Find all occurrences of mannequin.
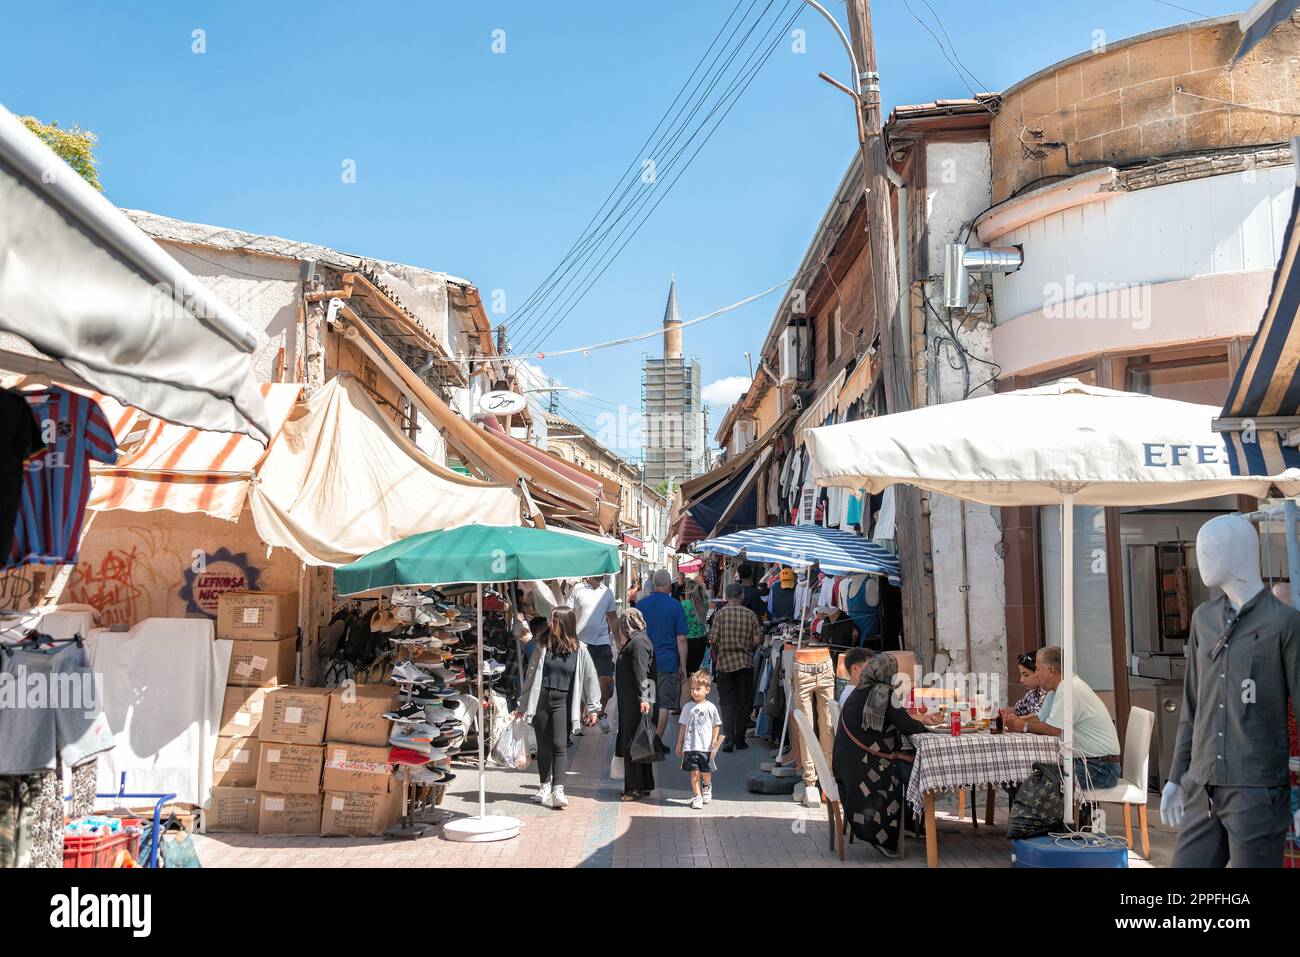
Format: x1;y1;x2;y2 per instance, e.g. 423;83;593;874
790;641;835;807
1161;514;1300;868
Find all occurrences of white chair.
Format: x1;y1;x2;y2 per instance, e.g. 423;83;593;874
792;708;846;861
828;698;843;733
1081;706;1154;858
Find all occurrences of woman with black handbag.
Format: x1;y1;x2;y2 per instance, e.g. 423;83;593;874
614;608;658;801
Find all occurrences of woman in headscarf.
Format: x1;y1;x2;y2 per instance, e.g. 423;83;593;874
613;607;657;801
831;653;942;857
681;578;711;674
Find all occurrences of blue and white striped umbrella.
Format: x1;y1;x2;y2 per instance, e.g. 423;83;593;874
691;525;900;583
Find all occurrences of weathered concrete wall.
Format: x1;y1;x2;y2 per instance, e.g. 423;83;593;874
993;16;1300;203
39;508;300;627
920;140;1008;700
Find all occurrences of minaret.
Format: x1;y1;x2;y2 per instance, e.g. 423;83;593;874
663;273;682;360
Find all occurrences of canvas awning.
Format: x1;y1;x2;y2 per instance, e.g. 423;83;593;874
685;449;769;540
795;368;847;444
837;356;876;416
248;376;520;566
88;383;303;520
0;102;270;440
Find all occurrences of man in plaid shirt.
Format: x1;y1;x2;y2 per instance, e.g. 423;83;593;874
710;583;763;752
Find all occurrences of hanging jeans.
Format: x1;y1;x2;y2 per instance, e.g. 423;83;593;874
0;773;46;868
715;668;754;747
532;689;569;787
791;659;836;788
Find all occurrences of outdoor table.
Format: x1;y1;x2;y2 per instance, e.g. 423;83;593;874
906;730;1060;868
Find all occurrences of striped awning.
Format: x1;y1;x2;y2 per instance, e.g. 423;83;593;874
690;523;900;582
88;382;302;520
1217;158;1300;476
796;368;847;445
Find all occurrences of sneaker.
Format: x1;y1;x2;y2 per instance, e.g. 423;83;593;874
598;713;610;734
720;742;734;753
733;741;749;751
533;783;552;804
383;701;426;723
550;786;568;809
702;786;712;805
482;658;505;677
573;727;584;736
690;795;704;810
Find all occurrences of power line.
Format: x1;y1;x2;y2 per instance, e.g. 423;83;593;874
512;3;803;356
507;0;786;351
503;0;755;333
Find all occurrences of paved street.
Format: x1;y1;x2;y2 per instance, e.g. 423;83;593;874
193;707;1177;868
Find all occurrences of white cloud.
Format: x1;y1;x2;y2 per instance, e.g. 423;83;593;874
702;375;752;407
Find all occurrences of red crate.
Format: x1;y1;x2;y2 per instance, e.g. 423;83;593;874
63;830;132;869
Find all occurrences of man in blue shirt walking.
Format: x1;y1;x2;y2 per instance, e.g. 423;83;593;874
637;568;689;742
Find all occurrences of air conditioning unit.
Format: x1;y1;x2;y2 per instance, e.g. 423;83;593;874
779;324;811;382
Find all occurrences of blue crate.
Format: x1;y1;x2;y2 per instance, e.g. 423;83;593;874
1012;835;1128;868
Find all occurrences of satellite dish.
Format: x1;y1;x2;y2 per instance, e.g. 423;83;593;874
478;390;527;416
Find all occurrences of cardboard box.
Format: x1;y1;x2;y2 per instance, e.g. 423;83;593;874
204;787;259;833
261;687;331;746
212;736;261;787
217;589;299;640
219;685;279;737
322;742;394;795
320;787;403;838
254;743;323;795
258;792;323;836
227;635;296;687
325;684;397;747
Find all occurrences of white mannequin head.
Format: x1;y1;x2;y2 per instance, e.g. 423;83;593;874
1196;514;1265;609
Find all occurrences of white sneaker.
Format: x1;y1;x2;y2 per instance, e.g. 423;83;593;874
533;783;551;804
702;786;712;805
550;786;568;809
598;713;610;734
690;794;704;810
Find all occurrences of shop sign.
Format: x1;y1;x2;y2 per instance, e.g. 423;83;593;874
179;547;263;617
478;390;528;416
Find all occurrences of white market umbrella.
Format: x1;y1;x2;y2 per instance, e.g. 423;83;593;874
0;101;270;440
807;378;1300;809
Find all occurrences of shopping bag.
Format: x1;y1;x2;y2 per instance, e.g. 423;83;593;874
1006;761;1064;839
610;753;624;780
701;647;713;675
491;716;531;770
628;714;664;764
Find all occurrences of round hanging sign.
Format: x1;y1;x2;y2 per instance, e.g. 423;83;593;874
478;390;528;416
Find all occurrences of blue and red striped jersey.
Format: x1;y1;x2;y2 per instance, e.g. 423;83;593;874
7;387;118;566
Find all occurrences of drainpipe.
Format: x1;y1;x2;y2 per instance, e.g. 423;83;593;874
884;167;911;406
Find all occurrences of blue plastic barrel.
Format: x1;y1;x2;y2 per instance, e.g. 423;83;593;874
1011;836;1128;868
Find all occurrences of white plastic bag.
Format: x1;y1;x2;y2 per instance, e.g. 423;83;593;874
491;716;531;770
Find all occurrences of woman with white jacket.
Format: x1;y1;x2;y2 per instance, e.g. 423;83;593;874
516;607;600;809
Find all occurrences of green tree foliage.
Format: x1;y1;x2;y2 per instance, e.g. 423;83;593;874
20;117;102;191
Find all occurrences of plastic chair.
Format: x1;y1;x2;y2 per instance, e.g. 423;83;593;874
1081;706;1154;858
828;698;842;733
792;708;846;861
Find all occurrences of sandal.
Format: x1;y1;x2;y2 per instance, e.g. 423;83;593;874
620;792;640;802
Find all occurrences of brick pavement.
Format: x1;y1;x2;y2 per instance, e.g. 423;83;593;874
191;705;1176;868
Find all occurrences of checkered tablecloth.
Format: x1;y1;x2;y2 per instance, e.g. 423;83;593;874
905;732;1061;813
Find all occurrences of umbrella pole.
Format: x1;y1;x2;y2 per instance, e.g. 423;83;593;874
1061;493;1075;815
477;583;487;820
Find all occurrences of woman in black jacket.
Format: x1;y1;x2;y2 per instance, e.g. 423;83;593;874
613;607;657;801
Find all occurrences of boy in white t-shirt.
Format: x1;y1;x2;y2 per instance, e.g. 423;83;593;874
676;671;722;810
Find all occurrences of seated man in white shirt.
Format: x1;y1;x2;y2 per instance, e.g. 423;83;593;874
1005;645;1122;791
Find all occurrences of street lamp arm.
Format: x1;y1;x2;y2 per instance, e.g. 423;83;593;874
800;0;862;95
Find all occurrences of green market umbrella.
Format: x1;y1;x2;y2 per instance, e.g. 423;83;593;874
334;523;621;593
335;523;621;842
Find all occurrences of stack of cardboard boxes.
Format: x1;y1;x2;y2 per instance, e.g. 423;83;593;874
207;590;299;834
205;590;403;837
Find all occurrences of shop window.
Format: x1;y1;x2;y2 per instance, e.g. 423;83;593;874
1126;356;1230;406
1040;503;1114;691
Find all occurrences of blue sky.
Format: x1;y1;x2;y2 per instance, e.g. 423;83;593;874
2;0;1243;458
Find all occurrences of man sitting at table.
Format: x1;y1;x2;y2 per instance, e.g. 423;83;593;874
1005;645;1122;790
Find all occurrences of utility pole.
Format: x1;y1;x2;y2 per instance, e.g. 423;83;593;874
843;0;929;661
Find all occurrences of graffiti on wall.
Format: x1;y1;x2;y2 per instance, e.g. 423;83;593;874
66;547;148;627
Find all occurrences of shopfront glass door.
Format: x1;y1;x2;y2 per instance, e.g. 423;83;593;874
1040;503;1114;691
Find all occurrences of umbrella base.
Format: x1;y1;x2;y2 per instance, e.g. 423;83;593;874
384;821;433;841
442;814;521;843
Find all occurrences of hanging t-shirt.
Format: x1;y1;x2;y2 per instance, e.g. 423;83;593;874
1;389;45;561
8;387;117;567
